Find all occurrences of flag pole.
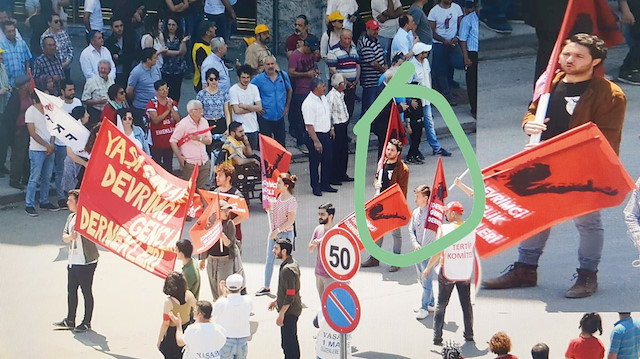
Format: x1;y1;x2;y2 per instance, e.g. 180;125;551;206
448;168;469;191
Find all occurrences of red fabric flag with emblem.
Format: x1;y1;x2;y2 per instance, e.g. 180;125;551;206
259;134;292;209
190;192;224;255
377;102;408;173
423;158;448;244
336;183;412;250
199;190;249;219
476;123;636;258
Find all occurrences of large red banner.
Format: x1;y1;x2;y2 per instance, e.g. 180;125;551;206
476;123;636;258
337;184;412;251
76;120;197;278
259;134;292;209
424;158;448;245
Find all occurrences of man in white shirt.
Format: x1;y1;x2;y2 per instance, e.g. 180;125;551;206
371;0;403;63
83;0;103;43
392;15;419;60
214;274;253;359
303;78;336;197
171;300;227;359
79;30;116;80
229;65;262;150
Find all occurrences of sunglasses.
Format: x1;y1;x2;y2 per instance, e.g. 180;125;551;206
53;20;62;24
117;90;125;94
208;77;218;81
123;116;133;120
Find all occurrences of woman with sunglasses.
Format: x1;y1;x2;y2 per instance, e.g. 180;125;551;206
101;84;129;124
320;11;345;60
161;15;190;102
195;68;230;156
116;108;151;155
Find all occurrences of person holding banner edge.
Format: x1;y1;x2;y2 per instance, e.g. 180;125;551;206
482;33;627;298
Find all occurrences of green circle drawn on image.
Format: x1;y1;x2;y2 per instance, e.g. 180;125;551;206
352;61;486;267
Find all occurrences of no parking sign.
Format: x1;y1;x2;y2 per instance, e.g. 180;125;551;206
320;227;360;281
321;282;361;334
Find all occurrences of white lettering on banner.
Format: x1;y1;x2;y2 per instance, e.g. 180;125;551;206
476;223;505;244
485;186;533;219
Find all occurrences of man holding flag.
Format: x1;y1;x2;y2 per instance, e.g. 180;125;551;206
482;33;627;298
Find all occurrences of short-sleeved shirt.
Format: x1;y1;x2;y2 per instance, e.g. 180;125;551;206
326;44;359;82
128;63;162;109
0;38;32;85
565;336;605;359
391;27;413;58
371;0;403;38
25;105;51;151
271;195;297;232
201;53;230;95
286;34;303;53
312;225;330;277
82;75;114;111
84;0;104;31
146;97;178;149
182;322;227;359
169;115;211;165
428;3;463;42
204;0;225;15
229;83;261;133
357;35;385;89
196;89;228;119
213;293;252;338
244;42;272;73
288;49;317;95
222;136;247;160
459;11;479;52
409;3;433;44
609;317;640;359
251;71;292;121
302;92;331;133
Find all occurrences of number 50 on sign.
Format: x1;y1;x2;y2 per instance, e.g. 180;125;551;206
321;227;361;281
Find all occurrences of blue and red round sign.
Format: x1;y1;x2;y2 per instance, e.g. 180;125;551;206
321;282;361;334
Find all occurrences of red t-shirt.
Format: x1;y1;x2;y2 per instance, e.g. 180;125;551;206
565;336;605;359
146;97;178;149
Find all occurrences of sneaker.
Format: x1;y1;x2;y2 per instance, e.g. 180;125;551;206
480;18;513;34
416;309;429;320
428;304;436;312
388;266;400;272
53;318;74;329
255;287;270;296
617;70;640;86
25;206;39;217
406;157;417;164
74;323;90;332
58;199;68;209
433;148;452;157
40;203;60;211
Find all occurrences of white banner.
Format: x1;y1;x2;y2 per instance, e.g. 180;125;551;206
35;89;90;156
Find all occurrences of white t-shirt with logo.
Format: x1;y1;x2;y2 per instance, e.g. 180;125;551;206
229;83;261;133
25;106;52;151
427;3;463;42
182;322;227;359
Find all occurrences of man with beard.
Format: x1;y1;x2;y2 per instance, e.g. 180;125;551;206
286;15;316;59
245;24;274;74
308;202;336;298
222;121;260;168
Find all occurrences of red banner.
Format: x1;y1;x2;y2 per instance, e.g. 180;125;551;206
190;192;224;255
200;190;249;220
259;134;292;209
533;0;624;101
476;123;636;258
377;102;408;173
76;120;197;279
337;183;412;251
424;158;448;245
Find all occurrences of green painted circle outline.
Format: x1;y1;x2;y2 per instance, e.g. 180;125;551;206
352;61;486;267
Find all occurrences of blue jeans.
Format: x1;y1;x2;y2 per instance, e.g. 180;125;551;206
361;86;378;121
422;105;441;152
416;259;435;309
26;150;55;207
220;337;248;359
431;43;464;102
54;144;66;201
264;231;294;288
518;211;603;271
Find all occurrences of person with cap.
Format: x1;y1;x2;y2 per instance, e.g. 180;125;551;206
371;0;404;64
0;20;32;86
288;33;320;153
286;15;316;59
425;201;474;345
214;273;253;359
79;30;116;80
410;41;452;157
392;14;419;61
201;37;231;96
459;0;479;119
245;24;273;74
326;0;359;31
199;200;244;301
357;19;387;119
321;11;345;61
192;21;217;93
327;29;360;121
169;300;227;359
268;238;302;359
409;0;434;45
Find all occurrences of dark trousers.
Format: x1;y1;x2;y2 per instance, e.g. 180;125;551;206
360;86;378;121
0;114;9;169
115;72;128;88
306;131;334;192
151;147;174;173
479;0;510;21
407;120;424;158
466;51;478;116
67;262;97;325
87;106;103;128
258;116;286;148
622;0;640;73
534;28;558;82
185;13;203;71
162;73;184;103
344;86;356;121
246;131;259;152
10;126;29;186
159;323;189;359
131;107;148;132
288;93;307;146
433;272;473;341
205;12;230;41
432;43;464;102
332;122;349;180
281;315;300;359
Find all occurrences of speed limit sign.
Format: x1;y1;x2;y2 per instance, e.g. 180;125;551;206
320;227;361;281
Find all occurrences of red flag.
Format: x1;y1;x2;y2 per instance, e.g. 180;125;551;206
190;192;224;255
377;102;408;173
423;158;448;244
200;190;249;219
533;0;624;101
476;123;636;258
336;183;412;250
259;134;292;209
76;120;196;279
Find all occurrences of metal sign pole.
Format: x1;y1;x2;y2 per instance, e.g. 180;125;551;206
340;333;347;359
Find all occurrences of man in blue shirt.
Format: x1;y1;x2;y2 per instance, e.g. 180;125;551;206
0;21;31;86
126;48;161;130
609;312;640;359
251;56;292;147
391;15;417;60
459;0;478;119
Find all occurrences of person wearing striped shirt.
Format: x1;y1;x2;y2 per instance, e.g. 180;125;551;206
357;19;387;121
327;29;360;121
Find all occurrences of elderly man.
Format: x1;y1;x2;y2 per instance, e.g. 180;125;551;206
201;37;230;95
170;100;212;189
82;60;114;125
40;13;73;77
251;56;292;147
126;47;162;129
79;30;116;80
357;19;387;118
32;36;65;95
303;78;336;197
0;21;31;85
327;73;353;184
327;29;360;121
245;24;273;73
392;15;419;60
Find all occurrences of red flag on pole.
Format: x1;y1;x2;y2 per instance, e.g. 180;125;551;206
377;102;408;173
190;192;223;255
423;157;448;244
200;190;249;220
259;134;292;209
476;123;636;258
